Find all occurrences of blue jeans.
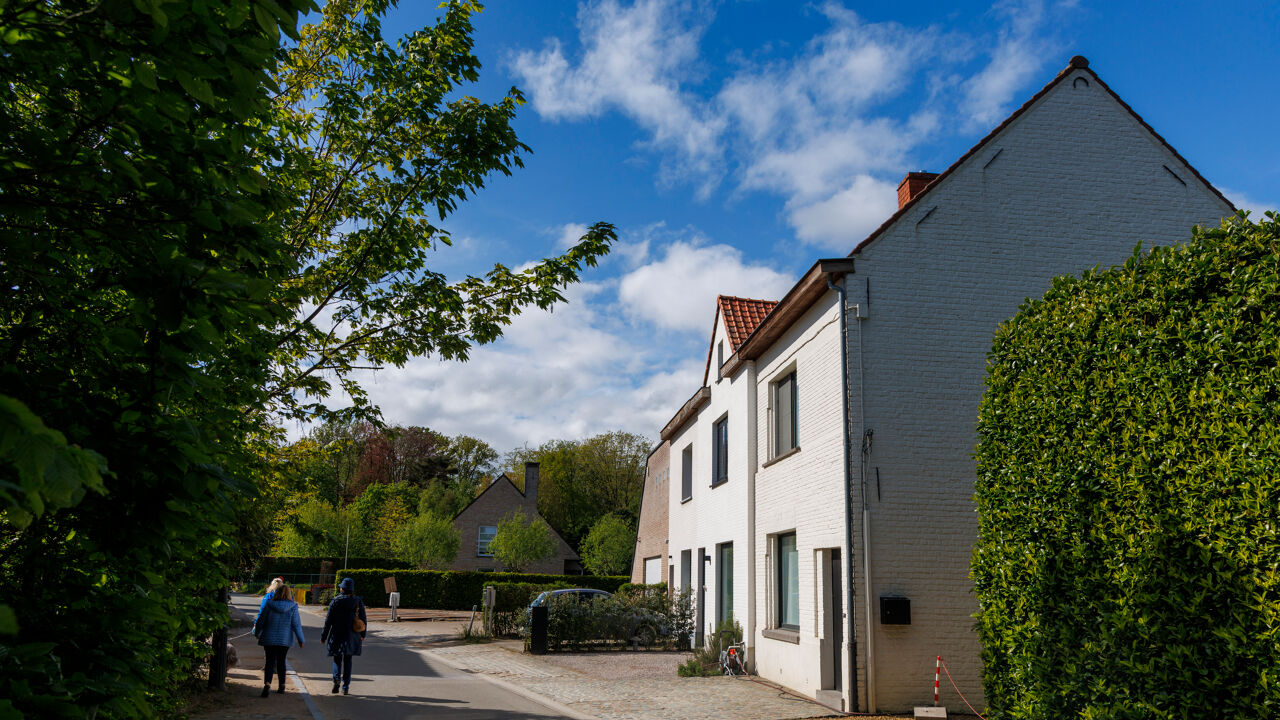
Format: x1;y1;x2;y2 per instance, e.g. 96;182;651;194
332;654;353;689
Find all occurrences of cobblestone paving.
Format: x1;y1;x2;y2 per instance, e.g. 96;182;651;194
426;643;842;720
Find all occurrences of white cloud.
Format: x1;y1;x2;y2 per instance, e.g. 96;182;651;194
511;0;726;192
1221;187;1278;219
555;222;591;250
515;1;1059;250
788;175;900;251
617;236;795;332
962;0;1051;129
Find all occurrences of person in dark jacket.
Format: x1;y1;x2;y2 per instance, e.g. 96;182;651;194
255;583;305;697
321;577;367;695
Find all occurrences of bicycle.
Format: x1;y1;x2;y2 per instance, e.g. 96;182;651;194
719;639;746;676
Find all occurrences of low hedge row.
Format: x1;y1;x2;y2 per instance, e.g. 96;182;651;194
333;569;627;610
250;556;412;577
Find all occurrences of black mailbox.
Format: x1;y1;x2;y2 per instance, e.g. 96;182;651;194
880;596;911;625
529;606;548;654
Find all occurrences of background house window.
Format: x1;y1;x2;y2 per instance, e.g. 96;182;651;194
712;416;728;486
680;549;692;592
774;371;798;455
776;533;799;629
717;542;734;625
681;445;693;501
477;525;497;557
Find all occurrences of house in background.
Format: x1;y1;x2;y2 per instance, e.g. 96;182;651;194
451;462;582;574
646;56;1234;714
630;439;670;585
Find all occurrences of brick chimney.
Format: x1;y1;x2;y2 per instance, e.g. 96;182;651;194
523;462;540;503
897;171;938;209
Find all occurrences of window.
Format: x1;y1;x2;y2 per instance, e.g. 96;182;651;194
681;444;693;501
717;542;734;625
773;371;798;455
477;525;497;557
680;549;692;592
711;416;728;486
776;533;799;630
716;341;724;381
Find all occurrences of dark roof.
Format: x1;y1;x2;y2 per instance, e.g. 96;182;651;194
850;55;1235;256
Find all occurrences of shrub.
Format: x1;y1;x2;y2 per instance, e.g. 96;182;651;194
579;514;635;576
974;214;1280;718
332;568;627;610
538;584;688;650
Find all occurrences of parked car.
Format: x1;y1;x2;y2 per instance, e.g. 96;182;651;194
528;588;611;609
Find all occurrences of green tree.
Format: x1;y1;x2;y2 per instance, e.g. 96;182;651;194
392;513;461;570
580;514;635;576
0;1;613;714
506;431;650;548
260;0;614;422
0;0;312;715
974;214;1280;719
274;498;363;557
488;510;555;572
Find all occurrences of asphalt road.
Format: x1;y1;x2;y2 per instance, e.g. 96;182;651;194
233;594;571;720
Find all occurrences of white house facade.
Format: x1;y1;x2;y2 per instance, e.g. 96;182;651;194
645;56;1235;714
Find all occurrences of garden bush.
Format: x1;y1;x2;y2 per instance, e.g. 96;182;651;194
541;584;690;650
333;568;627;610
974;214;1280;718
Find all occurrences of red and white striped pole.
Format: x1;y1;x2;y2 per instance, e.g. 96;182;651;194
934;655;941;706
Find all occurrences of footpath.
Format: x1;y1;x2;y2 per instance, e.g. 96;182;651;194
187;598;903;720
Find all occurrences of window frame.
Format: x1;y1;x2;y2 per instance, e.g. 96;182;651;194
775;532;799;631
681;444;693;502
477;525;497;557
772;370;798;457
711;415;729;487
716;541;734;626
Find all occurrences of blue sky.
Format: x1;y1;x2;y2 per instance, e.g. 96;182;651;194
338;0;1280;452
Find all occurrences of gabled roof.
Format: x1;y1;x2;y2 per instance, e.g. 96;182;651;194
701;295;777;386
851;55;1235;256
718;296;777;350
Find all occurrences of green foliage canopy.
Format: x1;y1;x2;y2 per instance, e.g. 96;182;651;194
392;513;461;570
973;214;1280;719
580;514;636;576
489;510;556;572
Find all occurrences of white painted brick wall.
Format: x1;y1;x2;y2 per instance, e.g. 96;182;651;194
752;292;849;698
846;67;1233;712
669;317;753;640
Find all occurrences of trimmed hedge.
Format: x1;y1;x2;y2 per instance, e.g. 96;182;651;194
333;568;627;610
249;556;411;577
974;215;1280;718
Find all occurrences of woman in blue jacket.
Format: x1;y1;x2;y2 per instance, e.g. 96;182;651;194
255;583;305;697
321;577;367;695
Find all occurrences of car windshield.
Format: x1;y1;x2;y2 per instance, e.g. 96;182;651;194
531;591;549;607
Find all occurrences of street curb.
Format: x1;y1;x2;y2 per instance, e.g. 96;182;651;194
286;659;326;720
415;648;599;720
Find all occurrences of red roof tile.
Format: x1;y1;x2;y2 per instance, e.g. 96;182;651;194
718;295;777;350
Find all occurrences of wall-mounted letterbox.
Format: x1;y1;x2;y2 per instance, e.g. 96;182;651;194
880;596;911;625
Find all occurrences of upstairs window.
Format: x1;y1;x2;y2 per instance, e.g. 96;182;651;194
716;341;724;381
773;371;798;456
711;416;729;486
681;444;693;501
477;525;497;557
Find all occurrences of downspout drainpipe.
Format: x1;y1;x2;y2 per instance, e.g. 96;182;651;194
746;359;758;667
827;275;862;712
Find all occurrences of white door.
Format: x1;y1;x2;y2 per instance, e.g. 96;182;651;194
644;556;661;585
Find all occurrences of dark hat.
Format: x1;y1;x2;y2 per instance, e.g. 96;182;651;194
339;577;355;591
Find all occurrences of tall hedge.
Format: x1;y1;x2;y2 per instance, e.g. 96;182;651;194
333;569;627;610
974;214;1280;718
249;556;411;578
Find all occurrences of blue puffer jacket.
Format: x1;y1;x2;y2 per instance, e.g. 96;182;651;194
256;598;305;648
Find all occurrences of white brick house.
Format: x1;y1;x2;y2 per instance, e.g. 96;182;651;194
646;56;1235;714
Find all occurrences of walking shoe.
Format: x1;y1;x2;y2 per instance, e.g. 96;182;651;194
342;687;349;695
331;680;340;694
276;682;285;694
259;685;269;698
